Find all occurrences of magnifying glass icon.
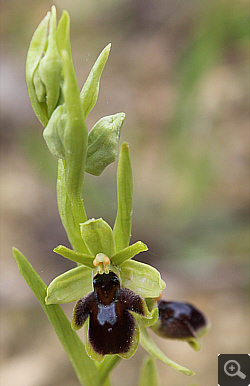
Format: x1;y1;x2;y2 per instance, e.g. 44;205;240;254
224;360;246;379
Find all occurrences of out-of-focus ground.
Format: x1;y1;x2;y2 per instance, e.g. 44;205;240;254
0;1;249;385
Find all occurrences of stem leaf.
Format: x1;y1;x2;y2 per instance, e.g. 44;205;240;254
12;247;101;386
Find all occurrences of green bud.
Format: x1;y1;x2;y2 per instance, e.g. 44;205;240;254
85;113;125;176
43;104;67;159
38;6;63;117
26;11;50;126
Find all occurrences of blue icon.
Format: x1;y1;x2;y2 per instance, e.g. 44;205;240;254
224;360;246;379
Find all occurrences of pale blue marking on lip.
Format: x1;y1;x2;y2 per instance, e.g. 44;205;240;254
97;303;117;326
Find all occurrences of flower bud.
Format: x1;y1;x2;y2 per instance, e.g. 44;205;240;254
85;113;125;176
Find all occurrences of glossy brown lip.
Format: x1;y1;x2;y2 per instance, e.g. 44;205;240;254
72;272;147;356
156;300;208;340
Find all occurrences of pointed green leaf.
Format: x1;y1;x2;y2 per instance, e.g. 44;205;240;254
80;218;116;257
140;327;195;376
111;241;148;266
139;356;159;386
26;10;50;126
85;113;125;176
80;43;111;118
46;265;92;304
113;143;133;252
12;247;101;386
54;245;94;268
119;260;166;298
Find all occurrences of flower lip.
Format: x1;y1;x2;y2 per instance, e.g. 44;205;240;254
72;271;151;361
152;300;209;348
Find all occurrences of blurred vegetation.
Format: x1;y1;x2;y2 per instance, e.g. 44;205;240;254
1;0;249;274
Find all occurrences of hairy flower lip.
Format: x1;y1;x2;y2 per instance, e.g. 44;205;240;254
72;271;151;362
151;300;210;351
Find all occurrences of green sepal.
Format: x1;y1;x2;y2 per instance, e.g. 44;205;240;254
119;260;166;298
55;10;72;60
53;245;94;268
111;241;148;266
85;113;125;176
43;104;67;159
80;43;111;118
113;143;133;252
38;6;62;118
26;10;50;127
46;265;92;304
12;247;101;386
138;356;159;386
80;218;116;257
140;327;195;376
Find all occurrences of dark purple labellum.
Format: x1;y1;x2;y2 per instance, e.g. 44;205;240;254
151;300;209;350
72;271;148;361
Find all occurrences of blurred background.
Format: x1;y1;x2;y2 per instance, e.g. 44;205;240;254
0;0;249;385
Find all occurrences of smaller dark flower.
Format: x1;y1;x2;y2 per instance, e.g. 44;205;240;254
151;301;210;351
72;271;151;362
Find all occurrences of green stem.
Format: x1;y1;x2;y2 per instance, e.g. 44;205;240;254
98;355;121;384
57;160;89;253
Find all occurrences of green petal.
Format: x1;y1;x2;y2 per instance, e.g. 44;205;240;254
113;143;133;252
46;265;92;304
140;327;195;376
80;218;115;257
119;260;166;298
80;44;111;118
54;245;94;268
85;113;125;176
111;241;148;266
138;356;159;386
